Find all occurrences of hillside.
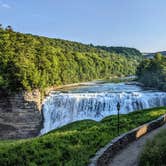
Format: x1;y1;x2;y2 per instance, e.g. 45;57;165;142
96;46;143;59
0;26;142;91
137;54;166;91
0;107;166;166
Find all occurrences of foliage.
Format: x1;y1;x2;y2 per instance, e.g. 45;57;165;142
137;53;166;91
0;25;141;91
139;127;166;166
96;46;143;59
0;107;166;166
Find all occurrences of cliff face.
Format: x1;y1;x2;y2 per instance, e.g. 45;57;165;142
0;90;43;139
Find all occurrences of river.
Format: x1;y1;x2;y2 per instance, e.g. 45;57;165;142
40;81;166;134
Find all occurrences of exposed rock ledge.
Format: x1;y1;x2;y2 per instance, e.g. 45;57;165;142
0;90;43;139
0;83;92;140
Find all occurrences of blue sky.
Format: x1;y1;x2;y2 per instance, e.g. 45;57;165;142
0;0;166;52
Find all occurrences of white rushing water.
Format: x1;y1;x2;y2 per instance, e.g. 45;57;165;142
40;82;166;134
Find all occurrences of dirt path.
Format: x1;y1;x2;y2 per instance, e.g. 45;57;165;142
108;123;166;166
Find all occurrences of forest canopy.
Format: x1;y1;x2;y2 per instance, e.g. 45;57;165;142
137;53;166;91
0;25;142;91
95;46;143;59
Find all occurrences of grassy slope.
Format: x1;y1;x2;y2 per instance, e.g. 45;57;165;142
139;126;166;166
0;107;166;166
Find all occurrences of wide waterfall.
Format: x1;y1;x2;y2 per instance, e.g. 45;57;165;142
40;82;166;134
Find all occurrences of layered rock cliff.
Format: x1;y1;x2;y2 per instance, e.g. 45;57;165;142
0;84;84;139
0;90;42;139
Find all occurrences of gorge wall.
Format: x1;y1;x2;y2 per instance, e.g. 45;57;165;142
0;84;85;139
0;90;43;139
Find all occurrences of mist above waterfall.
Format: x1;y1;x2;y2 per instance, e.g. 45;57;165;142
41;82;166;134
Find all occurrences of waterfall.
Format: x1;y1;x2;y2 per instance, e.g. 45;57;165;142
40;91;166;134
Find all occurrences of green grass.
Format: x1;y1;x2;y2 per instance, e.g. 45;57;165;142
139;127;166;166
0;107;166;166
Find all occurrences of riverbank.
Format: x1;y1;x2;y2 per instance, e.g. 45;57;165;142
44;75;137;92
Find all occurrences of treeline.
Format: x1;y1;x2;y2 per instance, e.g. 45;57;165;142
137;53;166;91
0;25;141;91
96;46;143;59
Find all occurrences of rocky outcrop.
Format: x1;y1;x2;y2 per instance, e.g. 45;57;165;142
0;84;85;139
0;90;43;139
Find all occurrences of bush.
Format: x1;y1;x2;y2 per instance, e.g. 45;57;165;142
139;128;166;166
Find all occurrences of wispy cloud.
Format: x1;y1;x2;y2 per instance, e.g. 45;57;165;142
1;3;10;8
0;1;11;9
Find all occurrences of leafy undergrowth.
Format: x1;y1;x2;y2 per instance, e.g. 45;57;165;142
139;127;166;166
0;107;166;166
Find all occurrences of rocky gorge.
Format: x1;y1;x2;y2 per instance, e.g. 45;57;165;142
0;84;83;139
0;90;42;139
1;81;166;140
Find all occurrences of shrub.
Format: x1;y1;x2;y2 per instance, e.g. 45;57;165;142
139;128;166;166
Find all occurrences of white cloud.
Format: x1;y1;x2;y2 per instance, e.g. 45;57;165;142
1;3;11;8
0;1;11;9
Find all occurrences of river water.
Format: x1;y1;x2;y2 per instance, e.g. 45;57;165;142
40;82;166;134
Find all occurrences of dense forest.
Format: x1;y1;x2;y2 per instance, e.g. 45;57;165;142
0;25;142;91
96;46;143;59
137;53;166;91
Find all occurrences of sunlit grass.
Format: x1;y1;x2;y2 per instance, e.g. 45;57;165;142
0;107;166;166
